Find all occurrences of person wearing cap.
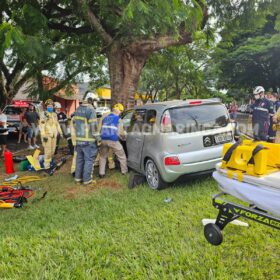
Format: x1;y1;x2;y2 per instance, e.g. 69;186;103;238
24;103;40;150
39;99;62;174
71;97;99;185
99;103;128;178
250;86;274;141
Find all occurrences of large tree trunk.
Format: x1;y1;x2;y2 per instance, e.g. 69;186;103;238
107;42;147;109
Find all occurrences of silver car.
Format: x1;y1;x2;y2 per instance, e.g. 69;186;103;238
122;100;235;190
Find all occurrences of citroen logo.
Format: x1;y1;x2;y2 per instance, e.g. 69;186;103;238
204;136;212;147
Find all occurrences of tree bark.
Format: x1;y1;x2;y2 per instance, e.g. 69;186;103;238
107;42;147;108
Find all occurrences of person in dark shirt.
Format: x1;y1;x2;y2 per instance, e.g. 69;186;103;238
251;86;275;141
54;102;74;155
24;103;40;150
267;92;278;142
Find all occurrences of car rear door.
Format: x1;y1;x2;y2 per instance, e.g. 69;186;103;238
126;109;146;171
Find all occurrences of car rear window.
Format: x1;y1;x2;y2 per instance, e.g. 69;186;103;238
168;104;229;133
3;106;22;115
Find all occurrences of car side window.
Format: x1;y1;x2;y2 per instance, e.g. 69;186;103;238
128;109;146;132
144;109;157;132
146;110;157;124
122;110;134;130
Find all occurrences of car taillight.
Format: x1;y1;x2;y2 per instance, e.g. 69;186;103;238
189;101;202;105
164;156;181;166
161;111;172;132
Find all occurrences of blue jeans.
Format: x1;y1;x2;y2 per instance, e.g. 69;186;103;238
75;143;98;183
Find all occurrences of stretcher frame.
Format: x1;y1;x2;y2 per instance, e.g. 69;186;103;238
204;192;280;246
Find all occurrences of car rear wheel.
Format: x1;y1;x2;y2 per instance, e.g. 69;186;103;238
145;159;166;190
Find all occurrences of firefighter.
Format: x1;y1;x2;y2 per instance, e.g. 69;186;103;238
267;92;278;143
99;103;128;178
273;104;280;143
39;99;62;174
95;109;116;170
71;97;100;185
251;86;274;141
54;102;74;155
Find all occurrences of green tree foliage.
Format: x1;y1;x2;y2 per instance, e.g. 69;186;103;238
0;1;107;105
213;0;280;97
1;0;273;107
140;43;214;102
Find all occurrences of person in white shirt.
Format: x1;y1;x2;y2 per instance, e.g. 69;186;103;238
0;108;8;155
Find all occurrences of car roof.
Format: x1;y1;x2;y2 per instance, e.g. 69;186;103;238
133;99;221;112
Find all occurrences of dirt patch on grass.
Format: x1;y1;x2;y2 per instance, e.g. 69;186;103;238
97;179;123;190
64;178;123;199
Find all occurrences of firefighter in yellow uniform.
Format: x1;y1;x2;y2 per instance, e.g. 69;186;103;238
71;97;99;185
39;99;62;173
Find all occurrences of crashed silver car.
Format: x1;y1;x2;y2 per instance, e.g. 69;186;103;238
122;100;235;190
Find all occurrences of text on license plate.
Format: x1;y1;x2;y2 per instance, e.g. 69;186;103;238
214;133;232;144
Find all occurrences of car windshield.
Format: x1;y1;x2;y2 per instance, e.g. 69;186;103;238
168;104;229;133
3;106;22;115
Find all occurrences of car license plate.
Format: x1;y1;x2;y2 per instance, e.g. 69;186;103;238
214;132;232;144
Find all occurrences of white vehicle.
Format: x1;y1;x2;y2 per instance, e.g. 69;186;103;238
96;106;110;118
238;105;247;113
3;101;42;134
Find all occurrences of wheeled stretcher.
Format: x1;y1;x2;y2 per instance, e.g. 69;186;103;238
204;163;280;246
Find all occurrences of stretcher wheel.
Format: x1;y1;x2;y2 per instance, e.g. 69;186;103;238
204;223;223;245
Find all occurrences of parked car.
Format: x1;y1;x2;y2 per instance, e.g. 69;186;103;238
3;102;28;134
96;106;110;118
122;99;235;190
238;104;247;113
3;101;42;134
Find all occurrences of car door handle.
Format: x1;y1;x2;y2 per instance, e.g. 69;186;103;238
136;137;142;141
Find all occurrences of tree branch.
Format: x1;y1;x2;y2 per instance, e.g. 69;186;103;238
46;68;87;96
127;32;193;56
76;0;112;45
13;68;37;95
10;60;25;83
0;61;10;82
47;22;93;34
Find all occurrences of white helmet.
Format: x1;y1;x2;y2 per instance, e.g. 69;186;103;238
253;86;265;95
54;102;61;109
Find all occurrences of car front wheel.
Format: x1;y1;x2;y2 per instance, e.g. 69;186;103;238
145;159;166;190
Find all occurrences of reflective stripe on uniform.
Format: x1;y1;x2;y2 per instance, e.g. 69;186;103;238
255;107;269;112
101;125;118;130
73;116;86;121
76;137;96;142
88;119;97;123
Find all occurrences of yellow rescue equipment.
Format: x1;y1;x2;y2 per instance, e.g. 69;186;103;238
221;140;280;178
0;200;13;209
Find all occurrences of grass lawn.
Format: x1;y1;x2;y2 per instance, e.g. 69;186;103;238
0;158;279;279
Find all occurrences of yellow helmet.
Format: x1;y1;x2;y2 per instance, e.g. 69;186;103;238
113;103;124;112
45;99;54;106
